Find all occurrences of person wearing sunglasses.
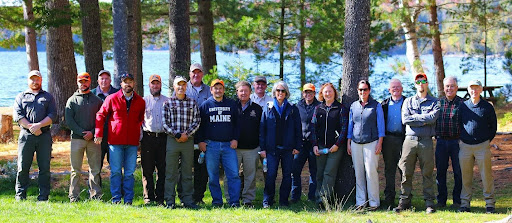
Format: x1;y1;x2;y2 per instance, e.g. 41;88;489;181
394;73;440;214
259;81;302;208
347;80;385;211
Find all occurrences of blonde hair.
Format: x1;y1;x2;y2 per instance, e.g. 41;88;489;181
318;83;338;102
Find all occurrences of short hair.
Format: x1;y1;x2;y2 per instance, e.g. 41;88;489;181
235;80;252;91
271;81;291;99
318;83;338;102
389;78;402;86
358;79;371;90
443;76;458;86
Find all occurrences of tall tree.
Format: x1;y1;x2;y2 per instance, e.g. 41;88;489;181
23;0;39;71
45;0;78;134
197;0;217;75
127;0;143;95
428;0;445;97
298;0;306;87
339;0;371;202
398;0;424;76
112;0;129;88
168;0;190;93
79;0;103;86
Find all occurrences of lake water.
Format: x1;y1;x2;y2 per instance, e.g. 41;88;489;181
0;50;509;107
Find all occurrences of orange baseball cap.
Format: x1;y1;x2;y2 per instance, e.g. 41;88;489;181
149;74;161;83
77;72;91;81
210;79;225;87
303;83;315;92
415;73;428;80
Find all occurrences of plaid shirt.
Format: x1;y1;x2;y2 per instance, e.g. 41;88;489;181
436;95;463;139
162;95;201;136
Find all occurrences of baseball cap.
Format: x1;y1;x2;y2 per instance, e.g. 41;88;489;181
254;76;267;83
173;76;187;86
467;79;482;88
97;70;111;77
414;73;428;81
28;70;42;78
210;79;225;87
303;83;315;92
120;73;134;81
190;63;204;72
77;72;91;81
149;74;161;83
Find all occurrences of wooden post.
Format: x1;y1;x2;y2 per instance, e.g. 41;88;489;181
0;115;13;143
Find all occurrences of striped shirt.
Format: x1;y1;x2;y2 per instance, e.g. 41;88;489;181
142;95;169;133
162;95;201;136
436;95;463;139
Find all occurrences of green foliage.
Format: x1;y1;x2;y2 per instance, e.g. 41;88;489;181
504;50;512;76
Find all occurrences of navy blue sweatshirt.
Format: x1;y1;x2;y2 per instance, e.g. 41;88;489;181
198;96;239;142
459;99;497;145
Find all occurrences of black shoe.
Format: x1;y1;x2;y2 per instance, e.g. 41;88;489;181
37;197;49;202
184;203;200;210
290;199;299;204
317;202;325;210
125;202;132;205
263;203;270;209
166;203;176;209
112;200;122;205
195;200;205;205
243;202;254;208
435;202;446;208
458;206;471;213
367;206;379;212
486;207;495;214
450;203;460;209
230;203;240;208
212;203;223;208
70;198;80;203
426;206;436;214
393;203;411;213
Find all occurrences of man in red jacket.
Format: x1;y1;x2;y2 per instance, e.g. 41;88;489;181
94;73;145;205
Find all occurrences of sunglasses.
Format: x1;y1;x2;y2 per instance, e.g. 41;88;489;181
276;89;286;93
415;80;428;84
358;88;369;92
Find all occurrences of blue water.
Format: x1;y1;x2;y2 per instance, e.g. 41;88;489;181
0;50;509;107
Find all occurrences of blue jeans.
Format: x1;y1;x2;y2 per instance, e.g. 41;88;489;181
291;141;316;201
205;140;241;205
109;144;138;203
435;138;462;205
264;148;293;206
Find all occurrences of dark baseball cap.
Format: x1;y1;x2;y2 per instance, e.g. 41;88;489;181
120;73;134;81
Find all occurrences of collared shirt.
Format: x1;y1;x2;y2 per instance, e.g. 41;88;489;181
13;89;57;128
241;99;252;111
186;81;211;106
250;93;273;108
402;94;440;137
162;95;201;136
92;85;117;101
142;94;169;133
386;96;404;133
436;95;463;139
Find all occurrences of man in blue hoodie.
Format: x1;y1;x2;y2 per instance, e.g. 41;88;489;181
198;79;240;207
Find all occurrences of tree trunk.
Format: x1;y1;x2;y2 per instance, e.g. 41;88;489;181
339;0;371;204
299;0;306;87
197;0;217;76
23;0;39;71
429;0;445;97
279;0;285;80
127;0;143;96
169;0;190;95
112;0;129;88
399;0;424;76
46;0;78;135
79;0;103;87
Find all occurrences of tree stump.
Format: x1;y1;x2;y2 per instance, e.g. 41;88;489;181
0;114;14;143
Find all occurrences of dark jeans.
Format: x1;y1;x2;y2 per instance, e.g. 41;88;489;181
291;141;316;201
264;149;293;206
193;149;209;203
382;135;404;204
435;138;462;205
141;132;167;203
15;130;52;200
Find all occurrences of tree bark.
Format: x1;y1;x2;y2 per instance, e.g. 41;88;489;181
169;0;190;95
197;0;217;76
79;0;104;87
339;0;371;204
279;0;285;80
299;0;306;87
23;0;39;71
127;0;143;96
399;0;424;76
112;0;129;88
46;0;78;135
429;0;445;97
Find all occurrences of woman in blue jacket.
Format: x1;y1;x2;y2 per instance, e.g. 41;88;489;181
310;83;349;208
259;81;302;208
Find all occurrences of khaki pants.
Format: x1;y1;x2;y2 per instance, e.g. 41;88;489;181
459;140;495;208
164;135;195;205
351;140;380;207
69;138;102;200
398;136;435;207
225;148;260;204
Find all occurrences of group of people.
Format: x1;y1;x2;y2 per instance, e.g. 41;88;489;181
13;65;497;214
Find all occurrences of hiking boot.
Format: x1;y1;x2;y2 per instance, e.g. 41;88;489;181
435;202;446;208
458;206;471;213
393;203;411;213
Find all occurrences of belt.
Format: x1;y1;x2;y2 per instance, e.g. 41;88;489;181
386;131;403;137
437;136;459;140
22;126;50;134
144;131;166;138
407;135;432;141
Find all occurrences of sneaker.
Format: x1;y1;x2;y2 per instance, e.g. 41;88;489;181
166;203;176;209
70;198;80;203
426;206;436;214
458;206;471;213
393;203;411;213
367;206;379;212
15;196;26;201
184;203;200;210
263;203;271;209
486;207;495;214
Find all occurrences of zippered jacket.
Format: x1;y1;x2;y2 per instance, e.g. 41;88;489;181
259;100;302;154
310;100;349;148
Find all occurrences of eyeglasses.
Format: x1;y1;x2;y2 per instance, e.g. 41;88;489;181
276;89;286;93
415;80;428;85
358;88;369;92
